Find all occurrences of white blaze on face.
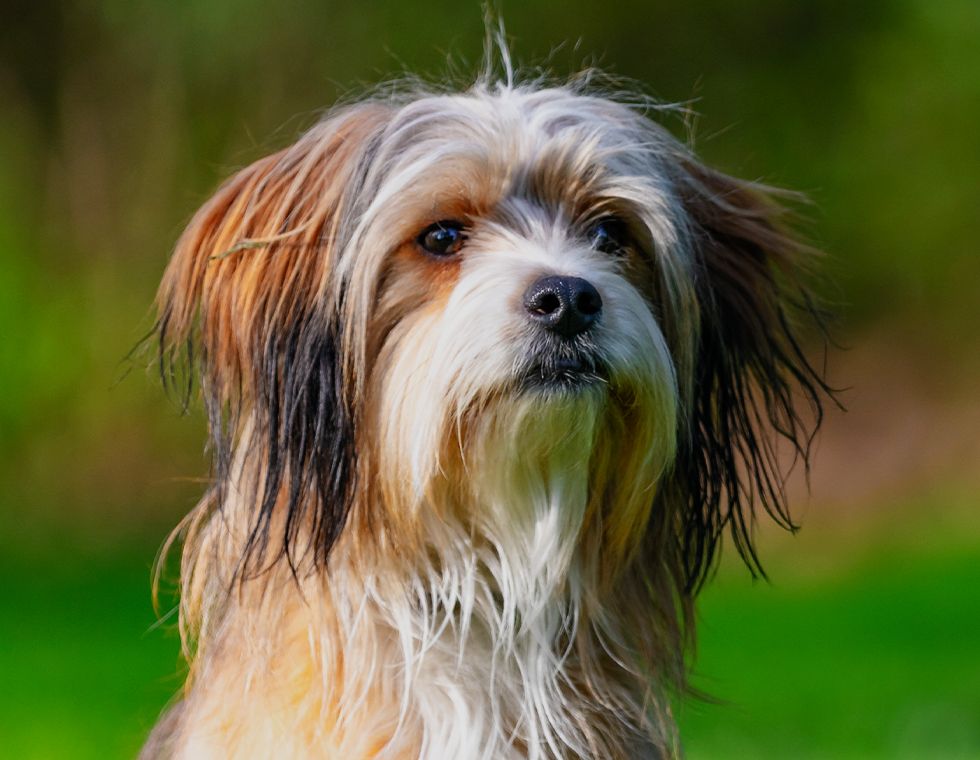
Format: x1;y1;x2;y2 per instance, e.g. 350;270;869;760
376;196;678;511
367;196;681;758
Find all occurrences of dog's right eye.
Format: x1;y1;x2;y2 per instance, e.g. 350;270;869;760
587;217;631;256
417;220;467;257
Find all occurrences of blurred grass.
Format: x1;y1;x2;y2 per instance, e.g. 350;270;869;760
1;491;977;758
0;548;180;758
684;553;980;759
680;498;980;758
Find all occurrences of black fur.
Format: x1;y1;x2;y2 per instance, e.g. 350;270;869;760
672;205;836;592
158;289;358;583
242;308;356;578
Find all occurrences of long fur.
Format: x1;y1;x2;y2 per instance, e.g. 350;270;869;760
145;65;830;759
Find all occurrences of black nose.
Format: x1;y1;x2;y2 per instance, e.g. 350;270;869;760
523;275;602;338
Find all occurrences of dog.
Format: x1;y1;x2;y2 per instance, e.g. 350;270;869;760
143;57;829;759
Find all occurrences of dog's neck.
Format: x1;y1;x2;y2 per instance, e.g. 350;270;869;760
167;399;673;759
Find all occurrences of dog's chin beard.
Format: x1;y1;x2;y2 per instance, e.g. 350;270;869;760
515;348;609;395
518;359;607;394
464;386;605;513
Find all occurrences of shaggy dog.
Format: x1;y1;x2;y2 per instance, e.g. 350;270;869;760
144;55;829;759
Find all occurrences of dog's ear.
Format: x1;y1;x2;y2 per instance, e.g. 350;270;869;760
669;158;833;591
157;105;389;578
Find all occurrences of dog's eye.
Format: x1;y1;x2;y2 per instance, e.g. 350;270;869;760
417;220;467;257
587;217;630;256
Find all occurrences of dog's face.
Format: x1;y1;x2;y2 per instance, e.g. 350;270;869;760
359;91;689;541
157;82;826;590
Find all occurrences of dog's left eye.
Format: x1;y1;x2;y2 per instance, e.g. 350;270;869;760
587;217;630;256
418;220;467;257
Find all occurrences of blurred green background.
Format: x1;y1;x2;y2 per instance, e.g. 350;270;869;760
2;1;978;757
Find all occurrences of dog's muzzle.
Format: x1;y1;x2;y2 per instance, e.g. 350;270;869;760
518;274;607;391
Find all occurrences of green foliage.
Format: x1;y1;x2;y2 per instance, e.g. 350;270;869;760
1;0;978;536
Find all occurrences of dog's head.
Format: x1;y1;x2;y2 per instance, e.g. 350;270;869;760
158;80;828;594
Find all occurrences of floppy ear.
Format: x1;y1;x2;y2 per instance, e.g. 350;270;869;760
157;104;389;578
669;159;834;591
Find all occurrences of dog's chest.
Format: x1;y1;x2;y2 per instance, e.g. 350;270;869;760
173;579;624;760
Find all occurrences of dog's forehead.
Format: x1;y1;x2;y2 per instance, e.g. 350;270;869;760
370;87;670;224
386;88;647;175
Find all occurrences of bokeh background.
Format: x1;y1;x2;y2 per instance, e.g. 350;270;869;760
2;1;978;757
